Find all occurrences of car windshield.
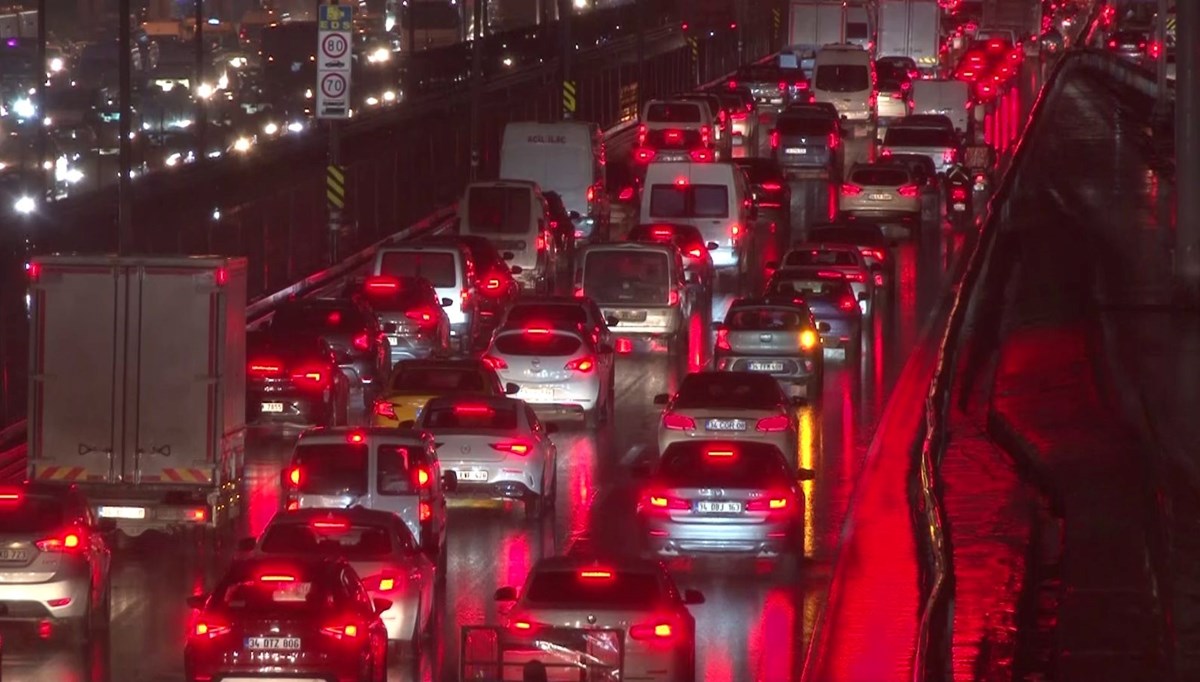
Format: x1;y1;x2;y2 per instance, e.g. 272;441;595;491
582;251;671;305
524;570;663;608
885;127;956;147
768;276;848;298
776;116;834;136
272;305;362;332
0;496;66;533
784;249;858;267
421;402;519;429
645;102;702;123
494;332;583;356
815;64;869;92
378;251;457;287
727;307;805;330
673;374;781;409
648;184;729;219
808;226;885;245
658;446;789;487
291;443;368;496
876;62;908;81
505;304;588;328
850;168;910;186
260;521;411;558
390;367;490;393
467;186;533;234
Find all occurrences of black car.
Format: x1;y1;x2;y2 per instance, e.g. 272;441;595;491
267;298;390;405
805;221;892;288
543;191;577;282
457;235;520;335
246;331;351;427
772;112;842;179
354;275;453;363
733;158;792;231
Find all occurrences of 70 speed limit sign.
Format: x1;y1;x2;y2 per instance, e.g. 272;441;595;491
316;4;353;119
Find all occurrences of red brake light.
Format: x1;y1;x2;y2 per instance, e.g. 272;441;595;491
370;397;396;420
840;183;863;196
827;132;839;149
634;147;656;164
839;296;858;312
715;326;730;350
352;331;370;351
730;111;747;121
415;468;430;486
897;184;920;198
795;81;808;89
586;185;596;203
664;129;683;144
287;466;302;486
565;356;595;373
755;414;790;432
215;268;228;285
291;365;328;389
347;431;366;444
405;308;436;324
536;234;546;251
248;361;283;376
615;337;633;353
490;442;531;456
668;289;680;306
482;276;504;293
374;575;400;592
454;404;494;416
644;492;690;510
526;327;550;336
192;618;231;639
482;354;507;369
951;187;968;201
418;500;431;521
770;130;780;149
320;622;361;639
636;124;647;146
685;247;703;258
311;518;350;531
746;495;793;511
942;149;957;164
730;223;741;238
700;125;711;146
578;570;613;580
630;620;677;640
1107;39;1117;48
662;412;695;430
705;449;735;458
778;81;787;91
259;574;296;582
0;491;21;502
36;528;85;552
689;148;714;162
364;275;401;293
844;271;865;282
760;182;782;192
27;262;41;282
618;186;635;201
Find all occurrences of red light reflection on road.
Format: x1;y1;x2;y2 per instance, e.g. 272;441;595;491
244;461;281;538
688;312;705;373
749;588;796;681
498;531;532;596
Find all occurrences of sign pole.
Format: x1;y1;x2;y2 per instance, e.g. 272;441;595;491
317;2;353;266
560;0;574;121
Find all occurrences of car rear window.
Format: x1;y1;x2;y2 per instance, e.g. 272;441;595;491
378;251;457;287
737;65;782;82
505;304;587;327
260;521;410;559
421;402;519;430
494;332;583;356
849;168;910;186
645;102;702;123
0;497;65;533
291;443;367;496
582;251;671;305
213;571;337;614
272;305;364;332
732;160;782;184
673;373;782;409
658;446;790;487
525;570;663;608
377;444;423;496
391;367;490;392
815;64;869;92
648;184;729;219
776;116;834;136
884;127;956;147
808;226;885;245
783;249;858;267
466;186;533;234
727;307;805;330
767;277;849;298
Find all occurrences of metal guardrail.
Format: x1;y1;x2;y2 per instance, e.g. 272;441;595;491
909;6;1107;680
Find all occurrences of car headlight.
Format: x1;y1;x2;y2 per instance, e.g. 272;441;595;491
263;122;279;135
13;196;36;214
232;137;251;153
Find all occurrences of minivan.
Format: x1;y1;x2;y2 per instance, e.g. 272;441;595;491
772;112;842;178
812;45;876;134
910;80;970;135
638;161;754;274
458;180;559;294
499;121;611;242
635;99;716;165
372;239;480;352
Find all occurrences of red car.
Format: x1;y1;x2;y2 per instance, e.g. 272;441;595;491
185;556;390;682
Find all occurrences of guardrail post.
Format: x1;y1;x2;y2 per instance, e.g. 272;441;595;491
1176;0;1200;302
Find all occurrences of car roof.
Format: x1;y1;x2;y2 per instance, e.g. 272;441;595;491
510;296;595;307
269;506;405;527
790;242;861;254
393;358;490;370
581;241;680;257
896;114;955;128
728;297;812;312
422;394;525;411
296;427;432;445
533;554;666;575
774;265;848;279
378;241;466;255
642;161;738;184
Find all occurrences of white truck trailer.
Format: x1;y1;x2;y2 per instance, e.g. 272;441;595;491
877;0;942;75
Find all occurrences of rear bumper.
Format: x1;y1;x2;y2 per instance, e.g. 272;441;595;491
714;354;819;381
643;516;797;556
247;394;330;426
0;568;91;621
816;317;861;349
441;459;543;497
511;379;600;413
658;430;794;464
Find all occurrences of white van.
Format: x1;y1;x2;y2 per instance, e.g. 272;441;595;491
812;44;876;134
638;162;754;273
499;122;610;242
911;80;970;134
458;180;559;294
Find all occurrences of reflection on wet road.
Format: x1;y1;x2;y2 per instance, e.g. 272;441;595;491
1;152;964;682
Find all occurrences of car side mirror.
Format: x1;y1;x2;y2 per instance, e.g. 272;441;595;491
545;422;560;434
817;321;831;333
568;210;582;221
186;594;207;610
598;342;614;354
440;297;454;307
398;419;416;428
605;315;619;327
510;265;523;275
382;322;397;334
441;470;458;492
505;382;520;395
372;597;393;615
857;291;869;302
683;589;706;605
494;586;518;602
502;251;515;261
798;468;816;481
706;241;719;250
236;537;257;552
653;393;669;405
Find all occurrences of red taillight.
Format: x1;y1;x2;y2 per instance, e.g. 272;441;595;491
618;186;635;201
727;79;737;89
482;355;507;370
668;289;680;306
320;622;361;640
636;124;647;146
664;129;683;145
36;528;85;552
311;518;350;531
755;414;790;432
942;149;957;164
730;111;747;121
413;467;431;488
615;338;633;353
700;125;711;147
373;400;397;419
352;331;370;351
662;412;695;430
690;148;714;162
565;356;596;373
778;81;787;91
536;234;546;251
879;147;892;157
406;308;437;325
795;81;808;90
839;296;858;312
291;365;328;389
259;574;296;582
287;466;302;486
1107;39;1117;48
827;132;839;149
897;184;919;198
191;618;231;639
372;574;400;592
418;500;432;521
364;275;401;293
715;327;730;351
630;619;678;640
951;187;968;201
685;247;703;258
573;285;586;298
840;183;863;196
586;185;596;203
760;182;782;192
248;361;283;376
770;130;780;149
730;223;741;238
844;271;865;282
490;442;531;456
633;147;656;164
481;276;505;295
644;492;690;511
746;494;793;512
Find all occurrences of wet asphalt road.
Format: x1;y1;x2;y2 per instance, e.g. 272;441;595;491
0;125;967;681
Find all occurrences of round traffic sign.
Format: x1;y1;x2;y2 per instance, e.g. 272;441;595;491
321;32;348;59
320;72;347;99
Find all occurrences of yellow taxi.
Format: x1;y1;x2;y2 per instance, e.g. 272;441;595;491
371;359;516;426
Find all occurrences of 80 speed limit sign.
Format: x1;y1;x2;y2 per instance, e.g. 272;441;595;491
316;3;353;119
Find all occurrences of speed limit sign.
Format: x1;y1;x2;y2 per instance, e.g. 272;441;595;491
317;3;353;119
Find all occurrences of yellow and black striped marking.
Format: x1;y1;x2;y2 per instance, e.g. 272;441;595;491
688;36;699;62
562;80;577;117
773;8;781;34
327;164;345;210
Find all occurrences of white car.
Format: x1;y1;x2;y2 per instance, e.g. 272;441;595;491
241;506;436;652
482;323;615;426
494;555;705;682
418;395;558;518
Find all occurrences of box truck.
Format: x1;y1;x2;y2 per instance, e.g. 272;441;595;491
788;1;874;73
877;0;942;74
27;255;247;538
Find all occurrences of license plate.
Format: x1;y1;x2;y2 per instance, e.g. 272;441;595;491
868;193;891;201
705;418;747;431
98;506;146;519
657;153;688;162
953;202;967;211
245;636;302;651
784;147;805;154
696;501;743;513
456;469;488;482
520;385;556;400
261;402;284;413
0;549;28;561
748;361;785;372
613;310;647;321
